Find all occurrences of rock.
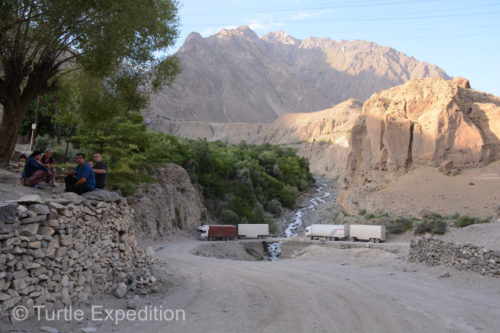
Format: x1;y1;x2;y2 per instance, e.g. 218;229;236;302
449;168;460;176
112;282;128;298
19;223;40;237
28;204;50;215
146;247;155;256
20;215;46;224
451;77;471;89
127;297;138;310
82;190;120;203
438;160;454;175
40;326;60;333
438;272;450;278
59;234;73;246
39;226;55;236
55;192;84;205
0;203;18;224
16;195;43;204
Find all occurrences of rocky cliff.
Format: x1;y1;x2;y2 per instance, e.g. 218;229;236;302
340;77;500;215
128;163;208;239
144;26;449;124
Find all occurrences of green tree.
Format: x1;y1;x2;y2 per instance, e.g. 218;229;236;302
0;0;180;165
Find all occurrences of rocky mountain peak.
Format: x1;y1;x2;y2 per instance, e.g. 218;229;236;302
261;30;299;45
216;25;259;41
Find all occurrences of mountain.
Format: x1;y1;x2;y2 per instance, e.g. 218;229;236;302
144;26;449;124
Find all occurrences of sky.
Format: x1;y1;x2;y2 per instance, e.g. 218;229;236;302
170;0;500;96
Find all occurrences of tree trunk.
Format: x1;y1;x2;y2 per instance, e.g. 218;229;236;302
0;102;31;166
54;95;61;145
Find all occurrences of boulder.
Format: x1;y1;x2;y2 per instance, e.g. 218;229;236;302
451;77;471;89
438;160;454;175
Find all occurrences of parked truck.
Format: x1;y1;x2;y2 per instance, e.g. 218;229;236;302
237;224;269;239
197;225;237;241
350;225;386;243
305;224;350;240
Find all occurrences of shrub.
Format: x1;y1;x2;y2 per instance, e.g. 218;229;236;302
386;217;413;234
455;215;476;227
365;213;376;220
331;212;339;222
358;209;367;216
266;199;283;217
455;215;491;227
415;219;446;235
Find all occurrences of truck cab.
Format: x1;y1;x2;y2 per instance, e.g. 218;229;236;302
197;225;209;239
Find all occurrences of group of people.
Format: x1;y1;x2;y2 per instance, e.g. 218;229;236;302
20;150;107;194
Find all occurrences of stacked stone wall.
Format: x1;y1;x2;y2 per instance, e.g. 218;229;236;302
0;191;154;319
410;237;500;277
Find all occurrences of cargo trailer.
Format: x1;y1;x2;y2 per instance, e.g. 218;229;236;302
350;225;385;243
238;224;269;239
197;225;237;241
305;224;350;240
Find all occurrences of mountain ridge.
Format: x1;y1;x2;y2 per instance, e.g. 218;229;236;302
144;26;449;125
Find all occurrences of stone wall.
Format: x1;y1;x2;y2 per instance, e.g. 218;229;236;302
410;237;500;277
0;191;155;319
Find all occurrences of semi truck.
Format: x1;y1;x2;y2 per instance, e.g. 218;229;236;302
305;224;350;240
350;225;386;243
197;225;237;241
237;224;269;239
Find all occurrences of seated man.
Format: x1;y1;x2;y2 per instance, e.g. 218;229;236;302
65;153;95;194
41;148;56;186
90;152;107;189
21;151;48;189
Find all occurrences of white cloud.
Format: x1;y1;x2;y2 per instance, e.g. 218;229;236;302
293;9;333;21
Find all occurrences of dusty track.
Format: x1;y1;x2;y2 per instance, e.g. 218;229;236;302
120;240;500;333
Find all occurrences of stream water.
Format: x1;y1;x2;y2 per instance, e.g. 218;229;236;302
284;182;331;237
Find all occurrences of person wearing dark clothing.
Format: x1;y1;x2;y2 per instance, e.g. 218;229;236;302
65;153;95;194
91;153;107;189
22;151;48;188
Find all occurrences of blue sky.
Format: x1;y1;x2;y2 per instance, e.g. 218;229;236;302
172;0;500;96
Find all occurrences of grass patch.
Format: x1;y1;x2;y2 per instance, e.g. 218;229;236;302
331;212;339;222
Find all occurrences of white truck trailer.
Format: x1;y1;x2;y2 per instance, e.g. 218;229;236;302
305;224;350;241
238;224;269;239
350;225;386;243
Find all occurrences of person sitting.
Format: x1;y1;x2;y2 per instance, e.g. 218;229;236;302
41;148;56;186
21;151;48;189
18;154;27;180
89;153;107;189
65;153;95;194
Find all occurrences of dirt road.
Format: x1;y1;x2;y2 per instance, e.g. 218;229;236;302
119;240;500;333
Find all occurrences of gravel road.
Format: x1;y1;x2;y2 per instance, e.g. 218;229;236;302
116;240;500;333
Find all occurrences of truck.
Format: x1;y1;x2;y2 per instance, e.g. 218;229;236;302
305;224;350;241
350;225;386;243
237;224;269;239
197;225;237;241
